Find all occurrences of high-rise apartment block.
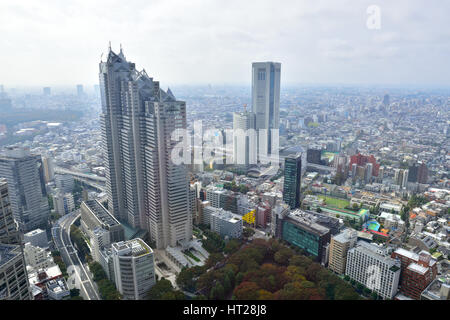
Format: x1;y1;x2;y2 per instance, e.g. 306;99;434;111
328;229;357;275
99;48;192;249
345;241;401;299
391;248;437;300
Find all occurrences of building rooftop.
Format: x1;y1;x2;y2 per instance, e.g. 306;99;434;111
394;247;419;261
286;209;330;236
407;262;429;275
83;200;121;228
112;238;152;257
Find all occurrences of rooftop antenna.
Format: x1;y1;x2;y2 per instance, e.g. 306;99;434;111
100;52;103;61
108;41;112;51
120;43;123;54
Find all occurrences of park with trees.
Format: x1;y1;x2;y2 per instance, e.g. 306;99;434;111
175;238;360;300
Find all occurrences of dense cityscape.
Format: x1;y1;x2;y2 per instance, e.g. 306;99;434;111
0;2;449;313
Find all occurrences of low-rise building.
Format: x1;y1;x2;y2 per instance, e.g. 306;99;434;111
23;228;48;249
111;238;156;300
210;209;243;239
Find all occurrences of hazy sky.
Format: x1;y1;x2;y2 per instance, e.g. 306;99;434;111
1;0;450;87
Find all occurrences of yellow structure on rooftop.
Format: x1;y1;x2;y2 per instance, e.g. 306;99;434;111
242;209;256;225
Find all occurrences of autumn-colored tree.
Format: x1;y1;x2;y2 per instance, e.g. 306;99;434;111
224;239;241;254
257;289;274;300
305;263;322;283
233;281;260;300
274;247;294;265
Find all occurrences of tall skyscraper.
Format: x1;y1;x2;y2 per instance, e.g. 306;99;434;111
0;179;20;245
283;153;302;209
251;62;281;160
233;108;256;167
0;147;49;232
0;179;31;300
99;47;191;249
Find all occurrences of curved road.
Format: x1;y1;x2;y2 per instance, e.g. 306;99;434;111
51;211;100;300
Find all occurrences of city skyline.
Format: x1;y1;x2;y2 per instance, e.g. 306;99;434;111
0;0;448;306
1;0;450;87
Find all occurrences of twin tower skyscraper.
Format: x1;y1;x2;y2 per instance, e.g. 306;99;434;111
100;47;281;250
99;47;191;250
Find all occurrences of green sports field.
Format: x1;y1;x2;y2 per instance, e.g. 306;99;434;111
318;195;350;209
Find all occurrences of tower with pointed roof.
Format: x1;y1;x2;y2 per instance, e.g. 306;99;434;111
99;46;192;249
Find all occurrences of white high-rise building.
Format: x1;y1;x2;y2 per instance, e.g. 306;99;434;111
111;238;156;300
0;147;49;232
99;47;192;249
252;62;281;161
345;241;401;299
233;110;256;166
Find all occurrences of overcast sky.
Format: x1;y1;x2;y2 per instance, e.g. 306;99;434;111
1;0;449;88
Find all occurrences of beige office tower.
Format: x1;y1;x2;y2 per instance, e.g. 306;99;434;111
328;229;357;275
111;238;156;300
99;47;192;249
42;156;55;183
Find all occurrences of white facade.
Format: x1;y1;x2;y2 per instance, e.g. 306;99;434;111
345;241;401;299
112;238;156;300
23;242;55;270
210;208;243;239
53;192;75;216
91;227;111;263
233;111;256;166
